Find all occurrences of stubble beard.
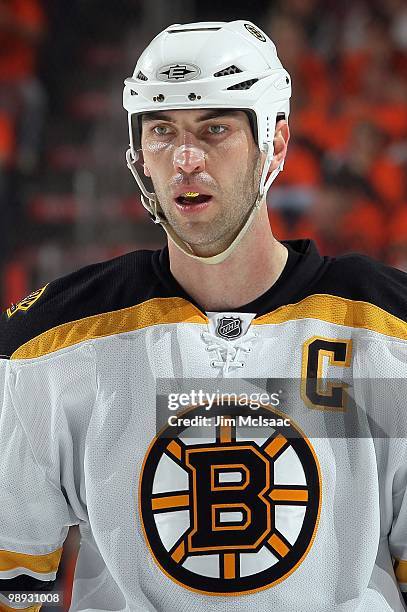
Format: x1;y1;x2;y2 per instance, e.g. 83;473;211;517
153;153;263;255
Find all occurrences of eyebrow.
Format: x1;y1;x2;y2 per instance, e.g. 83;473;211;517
141;110;241;124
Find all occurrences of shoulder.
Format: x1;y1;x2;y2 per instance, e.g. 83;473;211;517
317;252;407;322
0;249;159;359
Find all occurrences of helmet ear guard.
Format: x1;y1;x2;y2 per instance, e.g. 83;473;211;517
128;114;155;194
123;20;291;264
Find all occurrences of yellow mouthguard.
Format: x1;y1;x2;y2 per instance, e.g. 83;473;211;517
183;192;200;197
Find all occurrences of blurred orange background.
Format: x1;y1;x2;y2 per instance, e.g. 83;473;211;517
0;1;406;606
1;0;406;310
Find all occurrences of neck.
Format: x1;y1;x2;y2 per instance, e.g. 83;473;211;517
168;204;288;311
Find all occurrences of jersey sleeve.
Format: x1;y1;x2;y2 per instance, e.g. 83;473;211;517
0;343;95;611
354;335;407;608
0;360;69;609
381;344;407;607
390;458;407;606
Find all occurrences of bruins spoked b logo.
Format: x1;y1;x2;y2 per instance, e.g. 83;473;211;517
139;403;321;595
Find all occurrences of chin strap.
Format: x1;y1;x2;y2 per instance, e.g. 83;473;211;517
126;144;281;265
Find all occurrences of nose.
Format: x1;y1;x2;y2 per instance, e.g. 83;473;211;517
173;144;206;174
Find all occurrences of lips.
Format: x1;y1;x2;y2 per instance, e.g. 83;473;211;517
176;192;212;205
173;184;210;197
171;182;215;214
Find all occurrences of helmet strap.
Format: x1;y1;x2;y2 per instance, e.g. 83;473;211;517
125;141;281;265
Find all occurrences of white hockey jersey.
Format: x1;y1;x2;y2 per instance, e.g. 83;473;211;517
0;239;407;612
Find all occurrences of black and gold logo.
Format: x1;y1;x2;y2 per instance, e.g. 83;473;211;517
244;23;267;42
6;285;48;318
139;402;321;595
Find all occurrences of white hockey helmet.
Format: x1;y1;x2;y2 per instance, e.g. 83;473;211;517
123;20;291;264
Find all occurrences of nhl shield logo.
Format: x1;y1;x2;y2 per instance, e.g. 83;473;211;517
216;316;243;340
157;63;201;82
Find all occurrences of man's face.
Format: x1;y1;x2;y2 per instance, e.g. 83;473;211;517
140;109;262;255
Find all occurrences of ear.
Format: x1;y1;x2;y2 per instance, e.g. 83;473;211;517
143;163;151;177
273;119;290;166
265;119;290;177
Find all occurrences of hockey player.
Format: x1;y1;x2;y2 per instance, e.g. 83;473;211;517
1;20;407;612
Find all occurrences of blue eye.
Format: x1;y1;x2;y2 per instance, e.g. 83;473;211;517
153;125;171;135
208;125;227;135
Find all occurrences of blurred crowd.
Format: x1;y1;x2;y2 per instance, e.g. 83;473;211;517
0;0;405;603
0;0;46;265
0;0;406;307
264;0;407;269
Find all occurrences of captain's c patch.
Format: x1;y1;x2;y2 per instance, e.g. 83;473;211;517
139;402;321;596
6;285;48;318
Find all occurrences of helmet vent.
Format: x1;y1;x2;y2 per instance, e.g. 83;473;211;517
136;71;148;81
168;27;221;33
214;65;242;77
130;90;138;96
227;78;258;91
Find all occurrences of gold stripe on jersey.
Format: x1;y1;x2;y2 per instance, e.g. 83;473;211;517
0;603;41;612
254;294;407;338
0;548;62;573
11;293;407;360
11;298;207;360
394;558;407;583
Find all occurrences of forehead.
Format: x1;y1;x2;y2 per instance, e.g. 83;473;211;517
141;109;249;125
